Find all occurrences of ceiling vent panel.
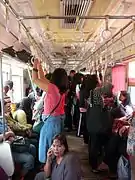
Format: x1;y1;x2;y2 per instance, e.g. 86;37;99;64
60;0;93;29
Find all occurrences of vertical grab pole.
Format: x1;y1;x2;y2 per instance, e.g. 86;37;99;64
0;53;5;139
27;64;37;98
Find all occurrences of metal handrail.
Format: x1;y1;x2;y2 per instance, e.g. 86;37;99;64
0;53;6;139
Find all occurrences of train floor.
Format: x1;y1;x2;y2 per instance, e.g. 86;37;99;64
67;132;109;180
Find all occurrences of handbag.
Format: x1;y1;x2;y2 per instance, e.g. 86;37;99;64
33;95;62;134
86;90;112;134
33;118;44;134
11;136;30;153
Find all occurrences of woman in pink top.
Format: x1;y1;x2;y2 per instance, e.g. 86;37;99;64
32;59;68;163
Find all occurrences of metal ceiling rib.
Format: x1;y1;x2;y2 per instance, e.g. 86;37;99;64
60;0;92;29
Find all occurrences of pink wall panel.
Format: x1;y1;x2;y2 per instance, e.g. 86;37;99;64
112;65;126;93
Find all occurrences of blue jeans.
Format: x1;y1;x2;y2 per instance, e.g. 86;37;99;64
39;115;62;163
12;152;34;176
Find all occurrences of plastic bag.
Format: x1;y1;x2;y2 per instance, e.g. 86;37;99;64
117;156;131;180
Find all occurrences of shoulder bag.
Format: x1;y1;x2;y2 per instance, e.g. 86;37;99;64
33;95;62;134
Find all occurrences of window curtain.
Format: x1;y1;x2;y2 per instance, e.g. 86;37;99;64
112;65;126;93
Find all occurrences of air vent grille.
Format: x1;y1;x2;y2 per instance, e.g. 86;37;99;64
60;0;93;29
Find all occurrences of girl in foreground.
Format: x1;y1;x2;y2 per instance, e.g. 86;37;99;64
34;134;82;180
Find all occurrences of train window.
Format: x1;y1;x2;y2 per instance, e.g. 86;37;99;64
128;86;135;106
2;71;8;84
11;66;23;102
2;63;10;85
12;75;23;103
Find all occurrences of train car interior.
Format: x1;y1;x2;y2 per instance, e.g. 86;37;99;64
0;0;135;180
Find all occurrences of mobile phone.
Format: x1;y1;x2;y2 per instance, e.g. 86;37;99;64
50;145;55;159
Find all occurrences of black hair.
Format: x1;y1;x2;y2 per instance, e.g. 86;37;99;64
19;97;33;124
70;70;76;74
120;91;132;107
84;74;98;99
5;80;13;90
73;73;84;85
51;68;68;94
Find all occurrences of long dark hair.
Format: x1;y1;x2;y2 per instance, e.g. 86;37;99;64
120;91;132;107
19;97;33;124
51;68;68;94
53;134;69;154
84;74;98;99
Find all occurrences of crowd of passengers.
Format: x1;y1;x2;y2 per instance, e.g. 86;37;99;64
0;58;135;180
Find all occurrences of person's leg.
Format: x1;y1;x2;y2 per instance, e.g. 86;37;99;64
12;152;34;177
28;138;38;148
89;133;100;171
34;172;46;180
60;114;65;132
47;117;62;148
82;112;89;144
65;105;72;131
39;122;49;163
104;134;121;174
39;116;62;163
29;144;36;158
73;101;80;129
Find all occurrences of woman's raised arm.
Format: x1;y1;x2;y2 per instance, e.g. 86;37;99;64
32;59;49;92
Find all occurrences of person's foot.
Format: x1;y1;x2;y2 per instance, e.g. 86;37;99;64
97;162;109;171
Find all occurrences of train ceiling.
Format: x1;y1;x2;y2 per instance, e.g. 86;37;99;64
0;0;135;72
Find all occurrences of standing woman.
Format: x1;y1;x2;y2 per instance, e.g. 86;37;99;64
32;59;68;163
86;74;112;173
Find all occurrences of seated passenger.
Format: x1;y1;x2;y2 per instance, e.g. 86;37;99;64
3;85;9;97
3;97;31;134
0;129;35;180
5;80;14;103
0;100;35;180
13;102;32;130
34;134;82;180
104;91;133;177
112;91;133;133
19;97;33;125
